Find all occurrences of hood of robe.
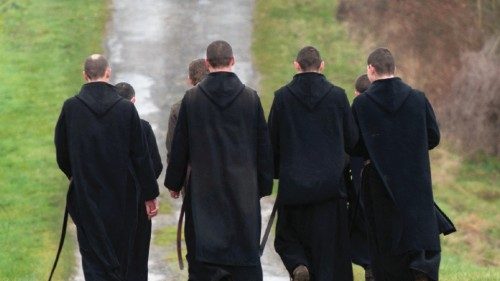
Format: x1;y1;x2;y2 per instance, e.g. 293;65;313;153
287;72;333;111
365;77;412;113
76;82;122;117
199;72;245;109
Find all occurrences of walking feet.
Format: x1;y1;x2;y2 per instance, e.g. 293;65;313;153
365;267;375;281
414;271;429;281
292;265;309;281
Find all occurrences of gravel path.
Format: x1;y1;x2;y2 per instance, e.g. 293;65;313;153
71;0;289;280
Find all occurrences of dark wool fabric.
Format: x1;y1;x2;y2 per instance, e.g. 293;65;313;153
269;72;357;281
184;191;264;281
165;101;181;161
128;120;163;281
274;199;353;281
165;72;273;267
363;164;441;281
269;72;358;205
347;157;371;269
352;77;446;280
55;82;159;280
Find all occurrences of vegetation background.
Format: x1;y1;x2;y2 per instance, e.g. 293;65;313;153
0;0;107;280
253;0;499;280
0;0;498;280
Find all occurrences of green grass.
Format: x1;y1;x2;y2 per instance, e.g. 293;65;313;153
252;0;500;280
0;0;107;279
252;0;366;113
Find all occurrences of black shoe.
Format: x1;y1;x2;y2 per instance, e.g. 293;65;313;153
365;268;375;281
292;265;309;281
414;271;429;281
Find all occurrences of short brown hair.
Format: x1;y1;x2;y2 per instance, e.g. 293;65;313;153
367;48;395;75
206;40;233;68
296;46;322;71
188;59;209;85
84;54;109;80
355;74;371;93
115;82;135;100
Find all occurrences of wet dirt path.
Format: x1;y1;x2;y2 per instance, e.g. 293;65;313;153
72;0;288;280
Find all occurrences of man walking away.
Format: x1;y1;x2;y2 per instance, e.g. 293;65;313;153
116;82;163;281
269;46;358;281
165;41;273;281
55;54;159;281
352;48;443;281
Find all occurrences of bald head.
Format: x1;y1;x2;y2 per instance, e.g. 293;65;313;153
206;40;234;69
84;54;110;81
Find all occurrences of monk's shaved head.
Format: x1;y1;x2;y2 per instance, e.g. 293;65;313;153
296;46;322;72
188;58;209;85
367;48;395;75
206;40;233;68
355;74;371;93
84;54;109;80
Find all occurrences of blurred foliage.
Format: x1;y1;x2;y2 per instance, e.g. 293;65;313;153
337;0;500;156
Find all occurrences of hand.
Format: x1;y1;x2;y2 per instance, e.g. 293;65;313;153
169;190;180;199
145;198;159;220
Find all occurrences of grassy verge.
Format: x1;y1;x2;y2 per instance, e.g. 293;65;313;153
252;0;365;112
252;0;500;280
0;1;107;279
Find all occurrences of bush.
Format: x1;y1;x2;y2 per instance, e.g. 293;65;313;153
337;0;500;156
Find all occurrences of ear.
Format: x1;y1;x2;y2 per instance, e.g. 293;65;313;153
367;64;374;75
205;59;211;70
130;96;136;104
104;67;112;80
318;61;325;72
293;61;302;72
83;71;90;82
229;56;235;66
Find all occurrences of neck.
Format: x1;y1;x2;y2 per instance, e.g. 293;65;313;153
373;74;394;81
209;66;233;73
297;70;321;74
87;77;109;83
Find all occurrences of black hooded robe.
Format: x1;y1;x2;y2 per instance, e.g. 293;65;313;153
55;82;159;280
347;156;371;270
164;72;273;281
351;77;445;281
268;72;358;281
128;119;163;281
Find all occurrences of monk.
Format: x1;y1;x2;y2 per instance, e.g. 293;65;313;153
164;40;273;281
269;46;358;281
54;54;159;281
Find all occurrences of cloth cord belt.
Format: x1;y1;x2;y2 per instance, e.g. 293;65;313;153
177;198;186;270
47;204;69;281
260;201;278;256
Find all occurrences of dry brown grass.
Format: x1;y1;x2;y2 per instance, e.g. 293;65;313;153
337;0;500;156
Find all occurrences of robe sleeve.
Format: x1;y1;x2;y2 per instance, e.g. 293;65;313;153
341;92;359;155
164;97;189;192
54;103;72;179
130;106;159;201
268;94;280;179
165;103;180;162
425;97;440;150
256;96;273;198
350;102;369;158
143;121;163;179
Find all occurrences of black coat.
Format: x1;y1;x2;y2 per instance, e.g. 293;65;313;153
164;72;273;266
141;119;163;179
268;72;358;205
351;77;441;254
55;82;159;278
